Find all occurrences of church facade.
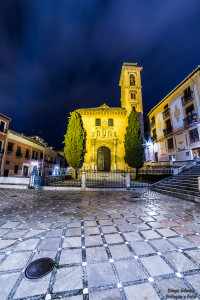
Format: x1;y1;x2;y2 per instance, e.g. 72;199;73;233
76;63;143;171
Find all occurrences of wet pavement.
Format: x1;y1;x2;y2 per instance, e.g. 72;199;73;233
0;188;200;300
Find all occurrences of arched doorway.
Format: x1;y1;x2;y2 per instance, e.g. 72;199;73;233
97;146;111;171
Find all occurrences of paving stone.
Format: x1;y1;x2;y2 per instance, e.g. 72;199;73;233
87;262;116;288
0;272;20;300
130;241;155;255
60;248;82;264
186;235;200;246
109;244;133;259
156;277;192;299
85;235;103;246
0;228;11;237
115;259;147;282
185;249;200;264
38;237;61;250
1;222;20;229
14;238;40;251
53;266;83;292
164;252;198;272
62;237;82;248
89;288;121;299
104;233;124;244
13;274;51;298
185;274;200;293
140;229;161;239
86;246;108;261
124;282;160;300
149;239;176;252
123;232;143;242
168;236;195;249
156;228;178;237
45;229;63;237
65;228;81;236
141;255;173;276
117;224;135;232
84;227;100;235
0;252;31;271
0;239;16;250
101;226;118;234
33;250;57;260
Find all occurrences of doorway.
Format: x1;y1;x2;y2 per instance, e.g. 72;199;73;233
97;146;111;171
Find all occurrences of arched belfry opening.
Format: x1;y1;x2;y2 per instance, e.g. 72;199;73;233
97;146;111;171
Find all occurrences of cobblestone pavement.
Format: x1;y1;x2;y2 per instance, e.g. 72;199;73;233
0;188;200;300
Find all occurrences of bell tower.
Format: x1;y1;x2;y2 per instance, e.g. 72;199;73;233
119;62;143;116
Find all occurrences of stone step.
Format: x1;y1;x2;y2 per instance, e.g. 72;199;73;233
157;183;199;192
152;187;200;202
155;184;200;195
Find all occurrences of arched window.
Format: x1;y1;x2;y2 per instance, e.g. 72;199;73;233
130;74;135;86
131;92;136;99
97;131;100;137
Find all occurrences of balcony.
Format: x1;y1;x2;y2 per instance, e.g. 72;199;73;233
183;113;198;127
162;108;170;119
181;91;193;106
163;127;173;136
25;155;30;160
16;152;22;158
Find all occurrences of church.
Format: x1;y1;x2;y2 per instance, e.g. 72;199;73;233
76;63;143;171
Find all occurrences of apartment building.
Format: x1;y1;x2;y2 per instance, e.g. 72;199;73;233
2;130;64;177
146;66;200;161
0;113;11;176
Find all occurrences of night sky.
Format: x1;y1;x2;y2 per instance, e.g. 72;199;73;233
1;0;200;148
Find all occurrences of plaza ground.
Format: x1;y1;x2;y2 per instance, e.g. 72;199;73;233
0;189;200;300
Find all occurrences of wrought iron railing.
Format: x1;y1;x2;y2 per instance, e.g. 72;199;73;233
181;91;193;106
41;169;172;188
183;113;198;126
163;127;173;136
162;108;170;119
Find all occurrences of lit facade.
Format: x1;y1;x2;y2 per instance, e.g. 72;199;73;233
75;63;143;171
146;66;200;162
2;130;64;177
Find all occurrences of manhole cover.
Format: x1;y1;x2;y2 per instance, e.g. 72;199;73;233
25;258;54;279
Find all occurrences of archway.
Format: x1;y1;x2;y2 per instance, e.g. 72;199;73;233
97;146;111;171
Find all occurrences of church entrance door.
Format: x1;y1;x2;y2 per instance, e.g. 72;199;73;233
97;146;111;171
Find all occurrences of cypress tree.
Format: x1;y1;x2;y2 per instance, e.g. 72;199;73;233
63;111;85;173
124;108;144;179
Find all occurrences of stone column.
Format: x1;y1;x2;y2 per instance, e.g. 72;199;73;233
91;139;96;170
113;139;117;170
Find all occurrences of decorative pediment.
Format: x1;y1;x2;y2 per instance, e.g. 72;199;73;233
99;103;109;109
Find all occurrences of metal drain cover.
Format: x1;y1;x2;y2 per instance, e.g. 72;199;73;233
25;258;54;279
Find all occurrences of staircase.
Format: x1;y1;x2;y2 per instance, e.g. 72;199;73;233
151;164;200;202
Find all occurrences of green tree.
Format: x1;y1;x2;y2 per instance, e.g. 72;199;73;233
63;111;85;176
124;108;144;179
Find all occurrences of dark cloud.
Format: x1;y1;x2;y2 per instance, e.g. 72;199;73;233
0;0;200;147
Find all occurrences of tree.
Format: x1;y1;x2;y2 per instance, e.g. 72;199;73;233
124;108;144;179
63;111;85;176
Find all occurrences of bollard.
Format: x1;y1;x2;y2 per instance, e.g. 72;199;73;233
82;172;86;190
198;177;200;192
126;173;130;189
